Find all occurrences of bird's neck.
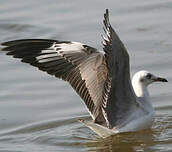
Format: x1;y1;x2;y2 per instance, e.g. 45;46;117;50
132;80;154;112
133;82;149;98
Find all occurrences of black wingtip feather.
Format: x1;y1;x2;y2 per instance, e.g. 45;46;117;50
1;39;58;46
103;9;110;28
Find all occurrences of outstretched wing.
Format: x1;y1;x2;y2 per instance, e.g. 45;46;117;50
1;39;107;124
102;9;138;129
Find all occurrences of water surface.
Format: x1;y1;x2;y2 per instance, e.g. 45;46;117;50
0;0;172;151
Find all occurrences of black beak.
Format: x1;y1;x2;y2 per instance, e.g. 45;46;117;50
154;77;168;82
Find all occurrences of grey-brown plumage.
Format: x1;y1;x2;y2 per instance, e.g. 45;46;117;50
1;40;107;125
102;10;138;129
0;9;139;129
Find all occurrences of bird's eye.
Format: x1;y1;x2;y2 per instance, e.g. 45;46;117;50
146;74;152;79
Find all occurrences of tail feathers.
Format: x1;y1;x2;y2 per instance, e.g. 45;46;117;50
78;119;117;138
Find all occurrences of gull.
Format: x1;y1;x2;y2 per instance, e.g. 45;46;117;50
0;9;167;138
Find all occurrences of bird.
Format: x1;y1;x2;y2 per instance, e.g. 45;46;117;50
0;9;167;138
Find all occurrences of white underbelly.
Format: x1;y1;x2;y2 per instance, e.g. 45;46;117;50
79;107;155;138
117;111;155;133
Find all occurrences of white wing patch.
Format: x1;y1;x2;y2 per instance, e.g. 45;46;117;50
36;42;85;63
51;42;85;53
36;54;58;61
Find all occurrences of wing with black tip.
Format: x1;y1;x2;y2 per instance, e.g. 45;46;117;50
1;39;107;125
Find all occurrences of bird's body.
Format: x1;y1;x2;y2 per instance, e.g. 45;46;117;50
0;9;167;138
80;70;157;137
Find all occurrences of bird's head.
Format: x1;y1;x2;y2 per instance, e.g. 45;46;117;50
132;70;168;87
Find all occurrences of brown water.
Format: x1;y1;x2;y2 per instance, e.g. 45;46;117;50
0;0;172;151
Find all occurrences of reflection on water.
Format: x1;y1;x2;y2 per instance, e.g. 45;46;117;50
0;0;172;151
0;115;172;152
85;115;172;152
84;131;154;152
